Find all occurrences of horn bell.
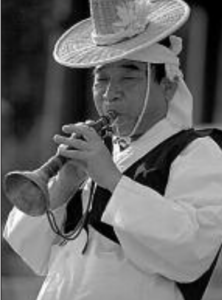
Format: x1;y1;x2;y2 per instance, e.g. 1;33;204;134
4;170;50;216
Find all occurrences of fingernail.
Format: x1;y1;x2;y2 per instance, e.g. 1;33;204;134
53;135;60;142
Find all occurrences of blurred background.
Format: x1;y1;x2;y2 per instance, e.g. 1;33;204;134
1;0;222;299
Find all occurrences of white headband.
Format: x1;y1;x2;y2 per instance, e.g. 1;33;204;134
127;36;193;129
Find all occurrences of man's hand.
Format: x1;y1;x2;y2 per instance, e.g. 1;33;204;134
54;122;122;192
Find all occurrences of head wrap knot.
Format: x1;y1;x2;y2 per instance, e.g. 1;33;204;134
165;35;183;81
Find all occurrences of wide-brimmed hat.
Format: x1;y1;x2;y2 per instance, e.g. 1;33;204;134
53;0;190;68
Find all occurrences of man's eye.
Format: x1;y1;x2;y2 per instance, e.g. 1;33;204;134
94;78;108;87
96;77;108;82
123;76;136;81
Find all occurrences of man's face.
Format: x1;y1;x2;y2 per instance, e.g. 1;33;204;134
93;59;148;136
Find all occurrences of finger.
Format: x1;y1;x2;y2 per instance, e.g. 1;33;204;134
54;134;89;150
62;124;100;142
85;120;96;126
58;146;87;161
62;122;87;134
62;122;84;139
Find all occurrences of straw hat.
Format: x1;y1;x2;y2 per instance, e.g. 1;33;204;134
53;0;190;68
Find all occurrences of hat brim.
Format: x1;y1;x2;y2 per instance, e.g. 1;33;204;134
53;0;190;68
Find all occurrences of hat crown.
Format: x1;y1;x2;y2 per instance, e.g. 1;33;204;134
90;0;152;45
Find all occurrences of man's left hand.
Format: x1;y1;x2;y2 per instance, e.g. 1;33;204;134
54;122;122;192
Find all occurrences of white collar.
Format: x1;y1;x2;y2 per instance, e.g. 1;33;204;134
114;118;187;173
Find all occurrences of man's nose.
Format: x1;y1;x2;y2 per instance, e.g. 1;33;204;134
103;80;121;103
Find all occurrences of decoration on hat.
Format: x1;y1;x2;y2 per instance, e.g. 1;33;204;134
92;0;152;46
113;0;152;37
165;35;183;81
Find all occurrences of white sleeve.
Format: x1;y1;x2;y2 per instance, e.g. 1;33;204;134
3;205;66;275
102;137;222;282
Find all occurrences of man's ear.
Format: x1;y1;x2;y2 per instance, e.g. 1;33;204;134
160;77;178;102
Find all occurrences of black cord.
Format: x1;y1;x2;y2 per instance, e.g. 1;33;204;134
46;181;95;242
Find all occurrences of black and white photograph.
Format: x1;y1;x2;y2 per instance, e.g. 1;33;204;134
2;1;222;300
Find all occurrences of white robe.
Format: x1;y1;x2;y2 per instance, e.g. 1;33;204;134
3;118;222;300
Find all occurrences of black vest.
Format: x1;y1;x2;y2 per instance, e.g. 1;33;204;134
65;128;222;300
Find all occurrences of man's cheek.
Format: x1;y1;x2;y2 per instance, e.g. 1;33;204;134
93;96;103;114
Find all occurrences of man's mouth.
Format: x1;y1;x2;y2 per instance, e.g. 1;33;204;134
104;109;128;128
105;109;120;120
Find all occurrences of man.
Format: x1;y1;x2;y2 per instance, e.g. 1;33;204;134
4;1;222;300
